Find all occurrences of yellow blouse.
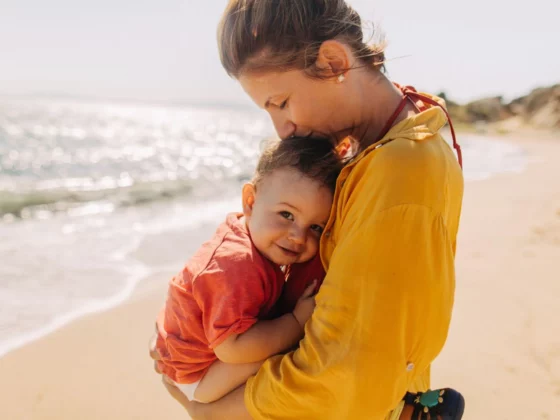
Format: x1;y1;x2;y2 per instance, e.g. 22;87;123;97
245;103;464;419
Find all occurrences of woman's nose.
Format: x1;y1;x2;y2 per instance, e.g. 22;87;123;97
271;115;296;140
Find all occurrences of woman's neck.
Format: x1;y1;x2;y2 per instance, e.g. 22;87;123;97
351;73;418;151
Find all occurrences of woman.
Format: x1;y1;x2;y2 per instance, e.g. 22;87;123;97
153;1;465;418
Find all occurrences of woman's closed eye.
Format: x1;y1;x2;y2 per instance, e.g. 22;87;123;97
279;211;294;221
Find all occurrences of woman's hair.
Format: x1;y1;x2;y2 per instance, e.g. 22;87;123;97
218;0;385;78
254;137;343;194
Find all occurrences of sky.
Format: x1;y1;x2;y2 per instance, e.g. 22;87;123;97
0;0;558;106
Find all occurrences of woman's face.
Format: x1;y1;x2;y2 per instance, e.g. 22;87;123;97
239;69;357;143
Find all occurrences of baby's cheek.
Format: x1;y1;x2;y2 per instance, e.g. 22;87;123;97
307;238;319;256
270;217;288;231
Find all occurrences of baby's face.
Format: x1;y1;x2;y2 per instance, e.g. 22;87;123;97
244;167;333;266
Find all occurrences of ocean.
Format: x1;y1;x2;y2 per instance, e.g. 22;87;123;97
0;96;527;358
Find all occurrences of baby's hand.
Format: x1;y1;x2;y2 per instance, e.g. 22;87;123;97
292;280;317;328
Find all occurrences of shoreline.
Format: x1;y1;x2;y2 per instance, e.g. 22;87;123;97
0;272;167;358
1;131;559;419
0;198;239;360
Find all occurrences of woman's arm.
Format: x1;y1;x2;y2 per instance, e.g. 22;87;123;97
243;205;456;419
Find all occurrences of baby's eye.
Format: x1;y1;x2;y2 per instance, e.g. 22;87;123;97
310;224;324;235
279;99;288;110
279;211;294;221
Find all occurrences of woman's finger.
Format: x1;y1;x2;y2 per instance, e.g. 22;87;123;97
149;323;162;373
149;336;161;361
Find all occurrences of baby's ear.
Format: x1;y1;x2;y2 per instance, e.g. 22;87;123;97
241;182;256;217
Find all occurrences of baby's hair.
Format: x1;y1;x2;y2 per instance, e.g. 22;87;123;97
254;137;343;194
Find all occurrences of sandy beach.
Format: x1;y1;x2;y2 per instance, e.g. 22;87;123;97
1;132;559;420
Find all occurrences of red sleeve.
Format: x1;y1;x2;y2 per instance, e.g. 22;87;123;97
276;254;326;315
192;256;267;349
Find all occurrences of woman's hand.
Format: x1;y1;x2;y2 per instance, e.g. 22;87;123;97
150;327;257;420
149;326;161;373
149;326;201;417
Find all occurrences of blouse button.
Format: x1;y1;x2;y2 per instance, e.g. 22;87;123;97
406;363;415;372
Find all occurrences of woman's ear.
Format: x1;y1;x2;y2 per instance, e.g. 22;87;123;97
242;182;256;217
315;40;352;79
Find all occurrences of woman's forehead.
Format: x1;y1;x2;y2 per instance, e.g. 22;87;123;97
239;70;306;105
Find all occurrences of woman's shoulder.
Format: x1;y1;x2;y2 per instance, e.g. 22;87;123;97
342;133;463;214
370;133;455;174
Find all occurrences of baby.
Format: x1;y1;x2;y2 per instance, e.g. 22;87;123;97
155;137;342;403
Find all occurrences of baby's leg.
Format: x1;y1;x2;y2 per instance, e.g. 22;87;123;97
193;360;263;403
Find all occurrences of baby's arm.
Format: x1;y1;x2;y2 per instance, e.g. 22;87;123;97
192;359;262;403
213;281;316;364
